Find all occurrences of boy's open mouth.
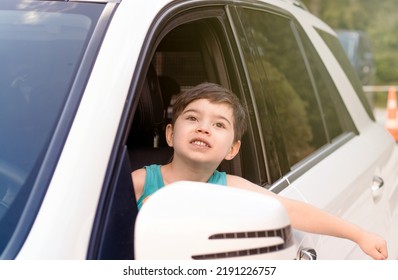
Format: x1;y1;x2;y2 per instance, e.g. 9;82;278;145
191;139;211;148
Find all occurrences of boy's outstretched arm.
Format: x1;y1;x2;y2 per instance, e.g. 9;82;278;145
278;195;388;260
226;174;388;260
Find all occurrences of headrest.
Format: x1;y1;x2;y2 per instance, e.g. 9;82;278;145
158;75;180;110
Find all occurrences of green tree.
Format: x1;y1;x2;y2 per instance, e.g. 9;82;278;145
301;0;398;84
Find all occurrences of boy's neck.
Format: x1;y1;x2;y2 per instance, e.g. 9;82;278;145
161;159;218;185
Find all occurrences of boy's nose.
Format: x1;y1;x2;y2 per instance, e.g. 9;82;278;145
196;123;211;134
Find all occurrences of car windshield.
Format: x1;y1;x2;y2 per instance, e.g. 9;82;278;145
0;0;105;257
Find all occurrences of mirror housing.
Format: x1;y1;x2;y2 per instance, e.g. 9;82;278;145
134;181;296;259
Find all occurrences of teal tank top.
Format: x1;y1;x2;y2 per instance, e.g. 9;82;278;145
137;164;227;210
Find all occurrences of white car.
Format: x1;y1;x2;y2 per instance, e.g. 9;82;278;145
0;0;397;260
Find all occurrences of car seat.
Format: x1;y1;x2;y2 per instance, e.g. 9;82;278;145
158;75;181;122
128;64;173;172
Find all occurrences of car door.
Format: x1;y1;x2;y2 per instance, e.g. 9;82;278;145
229;5;398;259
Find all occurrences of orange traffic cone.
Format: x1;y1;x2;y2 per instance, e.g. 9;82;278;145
385;86;398;141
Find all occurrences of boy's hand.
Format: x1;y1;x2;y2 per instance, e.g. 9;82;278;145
357;231;388;260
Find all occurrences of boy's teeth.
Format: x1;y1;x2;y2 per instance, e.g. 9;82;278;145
193;140;207;146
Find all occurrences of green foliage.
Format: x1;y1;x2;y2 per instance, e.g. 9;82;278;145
301;0;398;84
376;52;398;82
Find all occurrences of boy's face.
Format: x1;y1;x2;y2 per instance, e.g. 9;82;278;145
166;98;241;167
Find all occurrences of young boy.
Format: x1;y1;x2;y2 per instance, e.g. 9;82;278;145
131;82;388;260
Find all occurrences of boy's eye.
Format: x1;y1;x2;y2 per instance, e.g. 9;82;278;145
186;116;197;121
215;122;226;128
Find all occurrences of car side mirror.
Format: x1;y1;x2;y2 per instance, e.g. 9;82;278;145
134;181;296;259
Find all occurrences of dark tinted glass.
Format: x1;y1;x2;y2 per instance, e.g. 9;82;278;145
0;0;104;256
319;29;375;121
238;8;328;167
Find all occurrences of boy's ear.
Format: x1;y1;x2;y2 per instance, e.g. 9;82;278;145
225;140;241;160
165;124;174;147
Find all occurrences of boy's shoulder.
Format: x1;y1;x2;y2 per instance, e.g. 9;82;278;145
226;174;273;197
226;174;253;187
131;168;147;197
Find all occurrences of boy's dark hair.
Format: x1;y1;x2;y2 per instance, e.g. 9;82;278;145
171;82;248;141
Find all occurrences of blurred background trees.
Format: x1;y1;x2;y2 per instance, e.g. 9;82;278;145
301;0;398;85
